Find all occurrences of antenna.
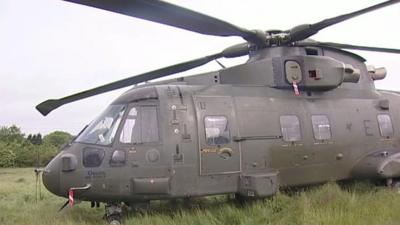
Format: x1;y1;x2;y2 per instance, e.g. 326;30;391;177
34;147;43;203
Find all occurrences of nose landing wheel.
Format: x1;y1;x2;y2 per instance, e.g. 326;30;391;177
105;203;122;225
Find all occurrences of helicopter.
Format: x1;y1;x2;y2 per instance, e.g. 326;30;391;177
35;0;400;224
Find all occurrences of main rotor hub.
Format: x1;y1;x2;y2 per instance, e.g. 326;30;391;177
264;30;291;47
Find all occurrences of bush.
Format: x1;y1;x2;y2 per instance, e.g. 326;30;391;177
11;142;59;167
12;142;37;167
0;142;16;167
37;143;59;166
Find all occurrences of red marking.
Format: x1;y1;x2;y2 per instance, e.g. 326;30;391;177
69;189;74;207
292;81;300;96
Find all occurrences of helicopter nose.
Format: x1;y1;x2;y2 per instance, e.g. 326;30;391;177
42;156;61;196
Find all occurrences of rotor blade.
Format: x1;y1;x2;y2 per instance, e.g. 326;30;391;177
289;0;400;42
36;53;219;116
36;42;250;116
36;43;251;116
36;42;251;116
298;41;400;54
63;0;265;45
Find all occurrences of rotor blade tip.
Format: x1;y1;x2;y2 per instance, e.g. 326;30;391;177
36;99;60;116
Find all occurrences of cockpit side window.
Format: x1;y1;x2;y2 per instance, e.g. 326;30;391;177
119;106;159;144
204;116;230;145
75;105;125;146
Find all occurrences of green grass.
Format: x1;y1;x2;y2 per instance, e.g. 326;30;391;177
1;168;400;225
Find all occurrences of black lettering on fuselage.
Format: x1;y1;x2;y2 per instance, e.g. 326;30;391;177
85;170;106;179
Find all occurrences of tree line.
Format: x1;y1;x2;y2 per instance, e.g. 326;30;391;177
0;125;73;167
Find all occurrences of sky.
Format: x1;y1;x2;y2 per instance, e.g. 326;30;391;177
0;0;399;136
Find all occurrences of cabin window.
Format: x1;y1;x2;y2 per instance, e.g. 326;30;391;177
377;114;394;137
120;106;159;144
204;116;230;145
311;115;332;140
280;115;301;142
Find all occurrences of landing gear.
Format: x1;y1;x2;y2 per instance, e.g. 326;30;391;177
105;203;123;225
233;193;254;206
126;201;150;215
386;178;400;193
91;201;100;208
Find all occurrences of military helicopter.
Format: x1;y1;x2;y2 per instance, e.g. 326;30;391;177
36;0;400;224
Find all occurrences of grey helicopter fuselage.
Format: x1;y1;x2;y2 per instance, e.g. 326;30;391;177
42;46;400;203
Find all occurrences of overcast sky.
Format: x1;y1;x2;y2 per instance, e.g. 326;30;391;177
0;0;399;135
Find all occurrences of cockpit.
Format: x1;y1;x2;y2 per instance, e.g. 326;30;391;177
75;104;126;146
74;86;160;147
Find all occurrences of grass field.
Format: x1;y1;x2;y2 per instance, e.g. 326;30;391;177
1;168;400;225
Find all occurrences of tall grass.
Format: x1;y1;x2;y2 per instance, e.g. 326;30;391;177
1;168;400;225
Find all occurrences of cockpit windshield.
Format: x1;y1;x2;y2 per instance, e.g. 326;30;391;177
75;104;126;146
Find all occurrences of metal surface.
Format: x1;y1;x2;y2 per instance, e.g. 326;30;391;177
36;0;400;223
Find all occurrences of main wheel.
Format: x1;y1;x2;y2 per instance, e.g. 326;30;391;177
107;215;121;225
391;180;400;193
105;203;123;225
387;178;400;193
109;220;121;225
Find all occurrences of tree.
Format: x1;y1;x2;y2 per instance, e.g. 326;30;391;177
0;125;73;167
43;131;73;149
0;125;25;144
27;133;43;145
34;133;43;145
